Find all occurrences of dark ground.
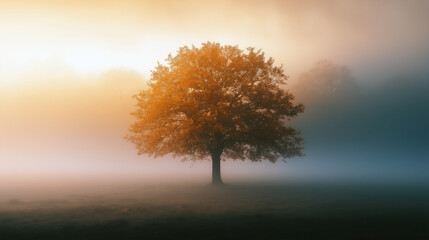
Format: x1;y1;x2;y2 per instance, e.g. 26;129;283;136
0;180;428;240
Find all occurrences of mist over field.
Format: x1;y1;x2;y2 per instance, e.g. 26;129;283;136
1;0;428;239
1;64;427;184
1;59;427;239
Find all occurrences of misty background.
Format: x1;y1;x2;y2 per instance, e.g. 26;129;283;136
1;61;427;184
1;0;428;185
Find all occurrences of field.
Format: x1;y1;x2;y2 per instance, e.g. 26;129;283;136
0;179;428;240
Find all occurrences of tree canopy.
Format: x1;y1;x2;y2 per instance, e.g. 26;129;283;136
127;42;304;183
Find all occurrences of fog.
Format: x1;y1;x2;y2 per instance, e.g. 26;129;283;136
1;1;429;239
1;62;427;186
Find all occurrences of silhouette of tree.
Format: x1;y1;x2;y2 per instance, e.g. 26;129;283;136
127;42;304;184
295;59;357;104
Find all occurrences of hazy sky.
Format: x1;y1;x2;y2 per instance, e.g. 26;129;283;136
1;0;428;83
0;0;428;183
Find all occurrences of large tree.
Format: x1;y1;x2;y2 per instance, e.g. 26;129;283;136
127;42;304;184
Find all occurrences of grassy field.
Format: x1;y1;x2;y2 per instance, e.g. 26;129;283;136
0;180;428;240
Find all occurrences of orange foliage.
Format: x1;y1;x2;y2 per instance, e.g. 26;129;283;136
127;42;304;163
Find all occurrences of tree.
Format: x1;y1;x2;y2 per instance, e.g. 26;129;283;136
294;59;357;104
127;42;304;184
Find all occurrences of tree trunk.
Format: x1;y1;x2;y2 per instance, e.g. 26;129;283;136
211;151;223;185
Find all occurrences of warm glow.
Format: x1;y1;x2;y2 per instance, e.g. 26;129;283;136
0;0;427;181
0;2;427;238
0;16;205;83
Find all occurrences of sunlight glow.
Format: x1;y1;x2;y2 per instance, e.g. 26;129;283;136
0;15;200;84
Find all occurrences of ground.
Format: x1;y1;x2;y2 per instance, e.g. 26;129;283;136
0;180;428;240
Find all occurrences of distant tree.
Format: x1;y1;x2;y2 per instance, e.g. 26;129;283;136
294;59;357;104
127;42;304;184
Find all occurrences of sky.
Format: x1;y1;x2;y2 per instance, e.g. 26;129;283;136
1;0;428;82
0;0;428;183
